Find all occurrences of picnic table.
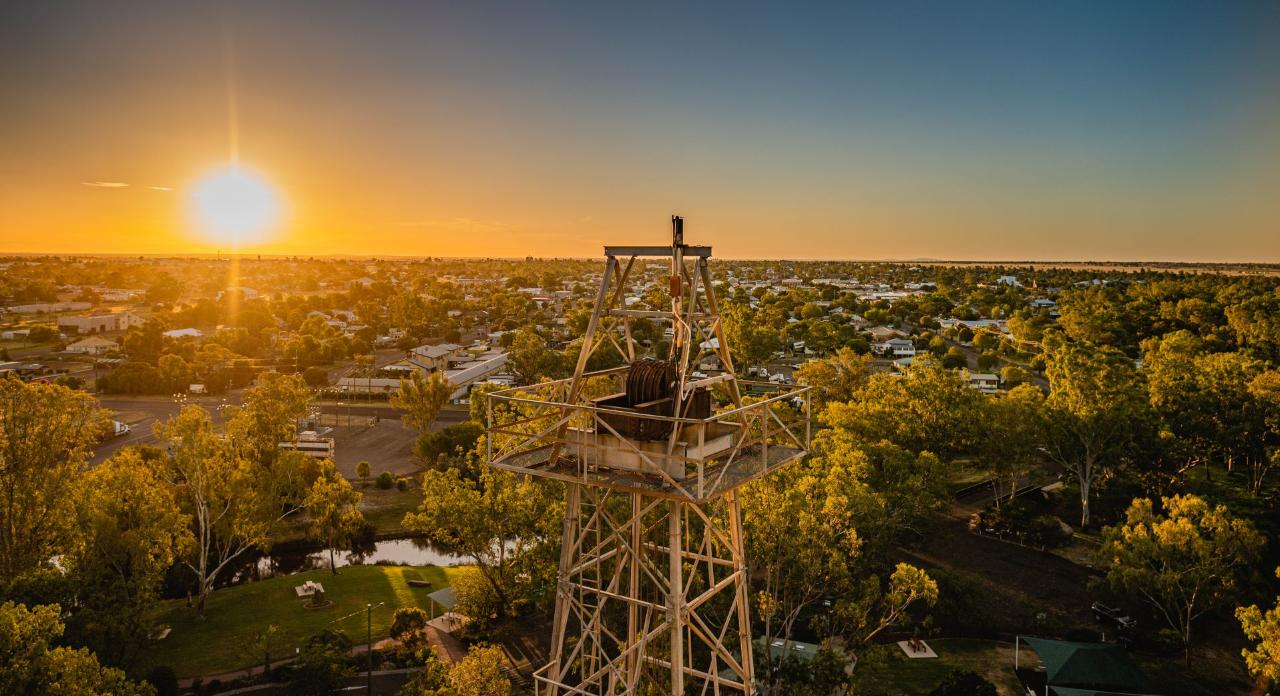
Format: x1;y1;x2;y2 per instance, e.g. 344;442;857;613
295;580;325;598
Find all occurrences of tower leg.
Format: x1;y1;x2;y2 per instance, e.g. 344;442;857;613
726;490;755;695
669;500;685;696
537;489;754;696
547;483;581;695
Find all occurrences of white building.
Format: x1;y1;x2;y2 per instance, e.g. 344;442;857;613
66;336;119;355
58;312;144;334
444;351;509;400
408;342;464;371
968;372;1000;393
873;337;917;358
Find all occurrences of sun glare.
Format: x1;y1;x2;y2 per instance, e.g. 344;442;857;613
190;166;280;247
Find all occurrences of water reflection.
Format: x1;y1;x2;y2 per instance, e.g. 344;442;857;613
219;538;469;587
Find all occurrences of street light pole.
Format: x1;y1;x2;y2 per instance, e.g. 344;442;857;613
365;601;384;694
367;602;372;695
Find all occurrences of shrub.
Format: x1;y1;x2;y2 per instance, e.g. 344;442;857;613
390;607;430;644
414;421;483;466
396;477;409;491
355;461;371;481
972;500;1072;549
375;471;395;489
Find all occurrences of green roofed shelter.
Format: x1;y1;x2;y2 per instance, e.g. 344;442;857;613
1017;636;1161;696
427;586;456;618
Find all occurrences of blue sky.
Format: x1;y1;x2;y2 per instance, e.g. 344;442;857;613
2;1;1277;260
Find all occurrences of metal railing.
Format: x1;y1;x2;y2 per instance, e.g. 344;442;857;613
486;366;811;501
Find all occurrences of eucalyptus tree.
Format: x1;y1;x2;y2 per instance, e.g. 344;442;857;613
1043;338;1149;527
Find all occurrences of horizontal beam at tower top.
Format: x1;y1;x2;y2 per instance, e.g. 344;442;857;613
603;245;712;258
604;308;715;320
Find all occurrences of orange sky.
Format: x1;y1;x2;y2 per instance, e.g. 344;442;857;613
2;2;1278;262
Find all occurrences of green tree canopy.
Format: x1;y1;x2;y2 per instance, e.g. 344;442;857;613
403;455;561;620
0;601;154;696
393;369;454;433
0;377;106;581
1100;495;1264;666
1043;338;1150;527
68;450;193;668
822;357;983;462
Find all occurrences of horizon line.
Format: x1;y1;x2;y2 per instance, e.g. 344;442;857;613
1;250;1279;268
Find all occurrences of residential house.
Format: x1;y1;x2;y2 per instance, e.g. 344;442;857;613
967;372;1000;393
873;337;916;358
867;326;902;343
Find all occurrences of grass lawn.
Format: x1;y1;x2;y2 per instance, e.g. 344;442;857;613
360;485;425;536
272;485;424;544
146;564;466;679
855;639;1024;695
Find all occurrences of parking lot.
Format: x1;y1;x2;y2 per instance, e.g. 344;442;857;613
91;394;467;475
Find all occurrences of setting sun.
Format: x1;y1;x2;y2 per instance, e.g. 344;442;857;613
190;166;280;247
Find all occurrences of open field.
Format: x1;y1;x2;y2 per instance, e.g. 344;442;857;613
146;564;465;678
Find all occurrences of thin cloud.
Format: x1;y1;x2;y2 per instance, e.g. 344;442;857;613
82;181;129;188
148;186;173;192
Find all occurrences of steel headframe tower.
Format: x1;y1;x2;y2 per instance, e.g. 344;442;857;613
486;216;810;695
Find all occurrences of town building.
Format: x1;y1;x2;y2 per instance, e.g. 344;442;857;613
408;342;463;371
57;312;144;334
66;336;119;355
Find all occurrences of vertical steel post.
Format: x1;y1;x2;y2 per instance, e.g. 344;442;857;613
669;500;685;695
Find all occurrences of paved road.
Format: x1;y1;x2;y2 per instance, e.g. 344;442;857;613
93;396;231;463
